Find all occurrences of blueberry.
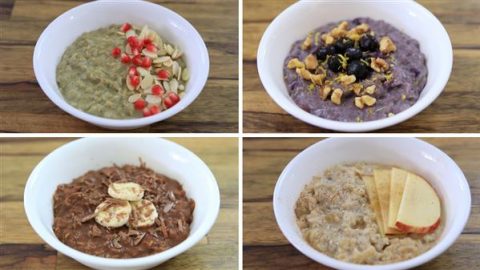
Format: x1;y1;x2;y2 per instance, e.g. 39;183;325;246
345;47;362;60
315;47;328;61
325;45;336;55
359;34;379;52
334;38;354;53
328;54;344;72
347;60;371;80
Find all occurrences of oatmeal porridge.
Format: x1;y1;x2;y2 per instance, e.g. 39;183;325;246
295;163;441;264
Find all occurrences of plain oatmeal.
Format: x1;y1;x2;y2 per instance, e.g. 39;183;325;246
295;163;441;264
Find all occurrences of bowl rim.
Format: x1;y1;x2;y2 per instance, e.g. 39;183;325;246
273;137;471;270
33;0;210;129
23;137;221;267
257;0;453;132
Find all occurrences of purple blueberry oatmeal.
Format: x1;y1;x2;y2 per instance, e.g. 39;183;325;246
283;18;428;122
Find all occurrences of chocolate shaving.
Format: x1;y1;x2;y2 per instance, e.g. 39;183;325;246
133;232;146;246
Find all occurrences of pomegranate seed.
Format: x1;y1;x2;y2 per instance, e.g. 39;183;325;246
132;55;143;66
141;57;152;68
151;85;164;95
120;53;131;64
143;107;152;117
137;39;145;49
157;70;170;80
132;47;140;56
134;98;146;110
146;44;157;53
168;92;180;104
143;38;152;46
127;36;139;48
128;66;138;77
120;23;132;32
111;47;121;58
164;97;174;108
130;75;140;87
150;105;160;115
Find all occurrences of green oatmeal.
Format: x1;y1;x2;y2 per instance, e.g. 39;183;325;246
57;25;139;119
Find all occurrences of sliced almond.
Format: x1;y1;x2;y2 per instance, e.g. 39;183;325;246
125;44;133;55
163;81;170;92
154;56;171;64
139;25;149;40
171;48;183;60
140;73;154;90
126;75;135;91
142;49;158;59
128;199;159;228
108;182;145;201
128;93;142;103
172;61;179;78
165;44;174;55
136;67;150;77
145;94;162;105
177;66;182;80
182;68;190;81
170;79;179;93
94;199;132;228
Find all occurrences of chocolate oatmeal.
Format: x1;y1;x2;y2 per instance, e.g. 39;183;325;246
53;162;195;258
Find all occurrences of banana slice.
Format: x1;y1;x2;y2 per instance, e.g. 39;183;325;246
94;198;132;228
108;182;145;201
128;199;158;228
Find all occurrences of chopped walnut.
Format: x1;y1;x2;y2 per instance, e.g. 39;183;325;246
320;85;332;100
361;95;377;106
322;34;335;45
388;112;395;117
311;73;325;85
380;36;397;54
365;85;376;95
287;58;305;69
354;97;365;109
302;33;313;50
353;23;370;34
314;32;321;46
296;67;312;80
331;28;347;38
304;54;318;70
370;57;389;73
331;88;343;105
346;32;361;41
352;83;363;96
337;21;349;30
401;94;406;101
339;74;356;85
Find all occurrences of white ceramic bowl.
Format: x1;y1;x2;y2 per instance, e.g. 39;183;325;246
33;0;209;130
24;138;220;270
257;0;452;132
273;138;471;270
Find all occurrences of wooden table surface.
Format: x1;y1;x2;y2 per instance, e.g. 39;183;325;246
243;138;480;269
243;0;480;133
0;138;238;270
0;0;238;133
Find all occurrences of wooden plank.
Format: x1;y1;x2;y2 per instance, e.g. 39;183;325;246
0;244;57;270
243;234;480;270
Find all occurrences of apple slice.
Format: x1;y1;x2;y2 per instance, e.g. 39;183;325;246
362;175;385;235
387;168;408;230
395;173;441;233
374;169;401;234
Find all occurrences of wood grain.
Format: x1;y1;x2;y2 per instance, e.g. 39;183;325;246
243;138;480;269
0;138;238;270
0;0;238;133
243;0;480;133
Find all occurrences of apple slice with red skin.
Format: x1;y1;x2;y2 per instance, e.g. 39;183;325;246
395;173;441;234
